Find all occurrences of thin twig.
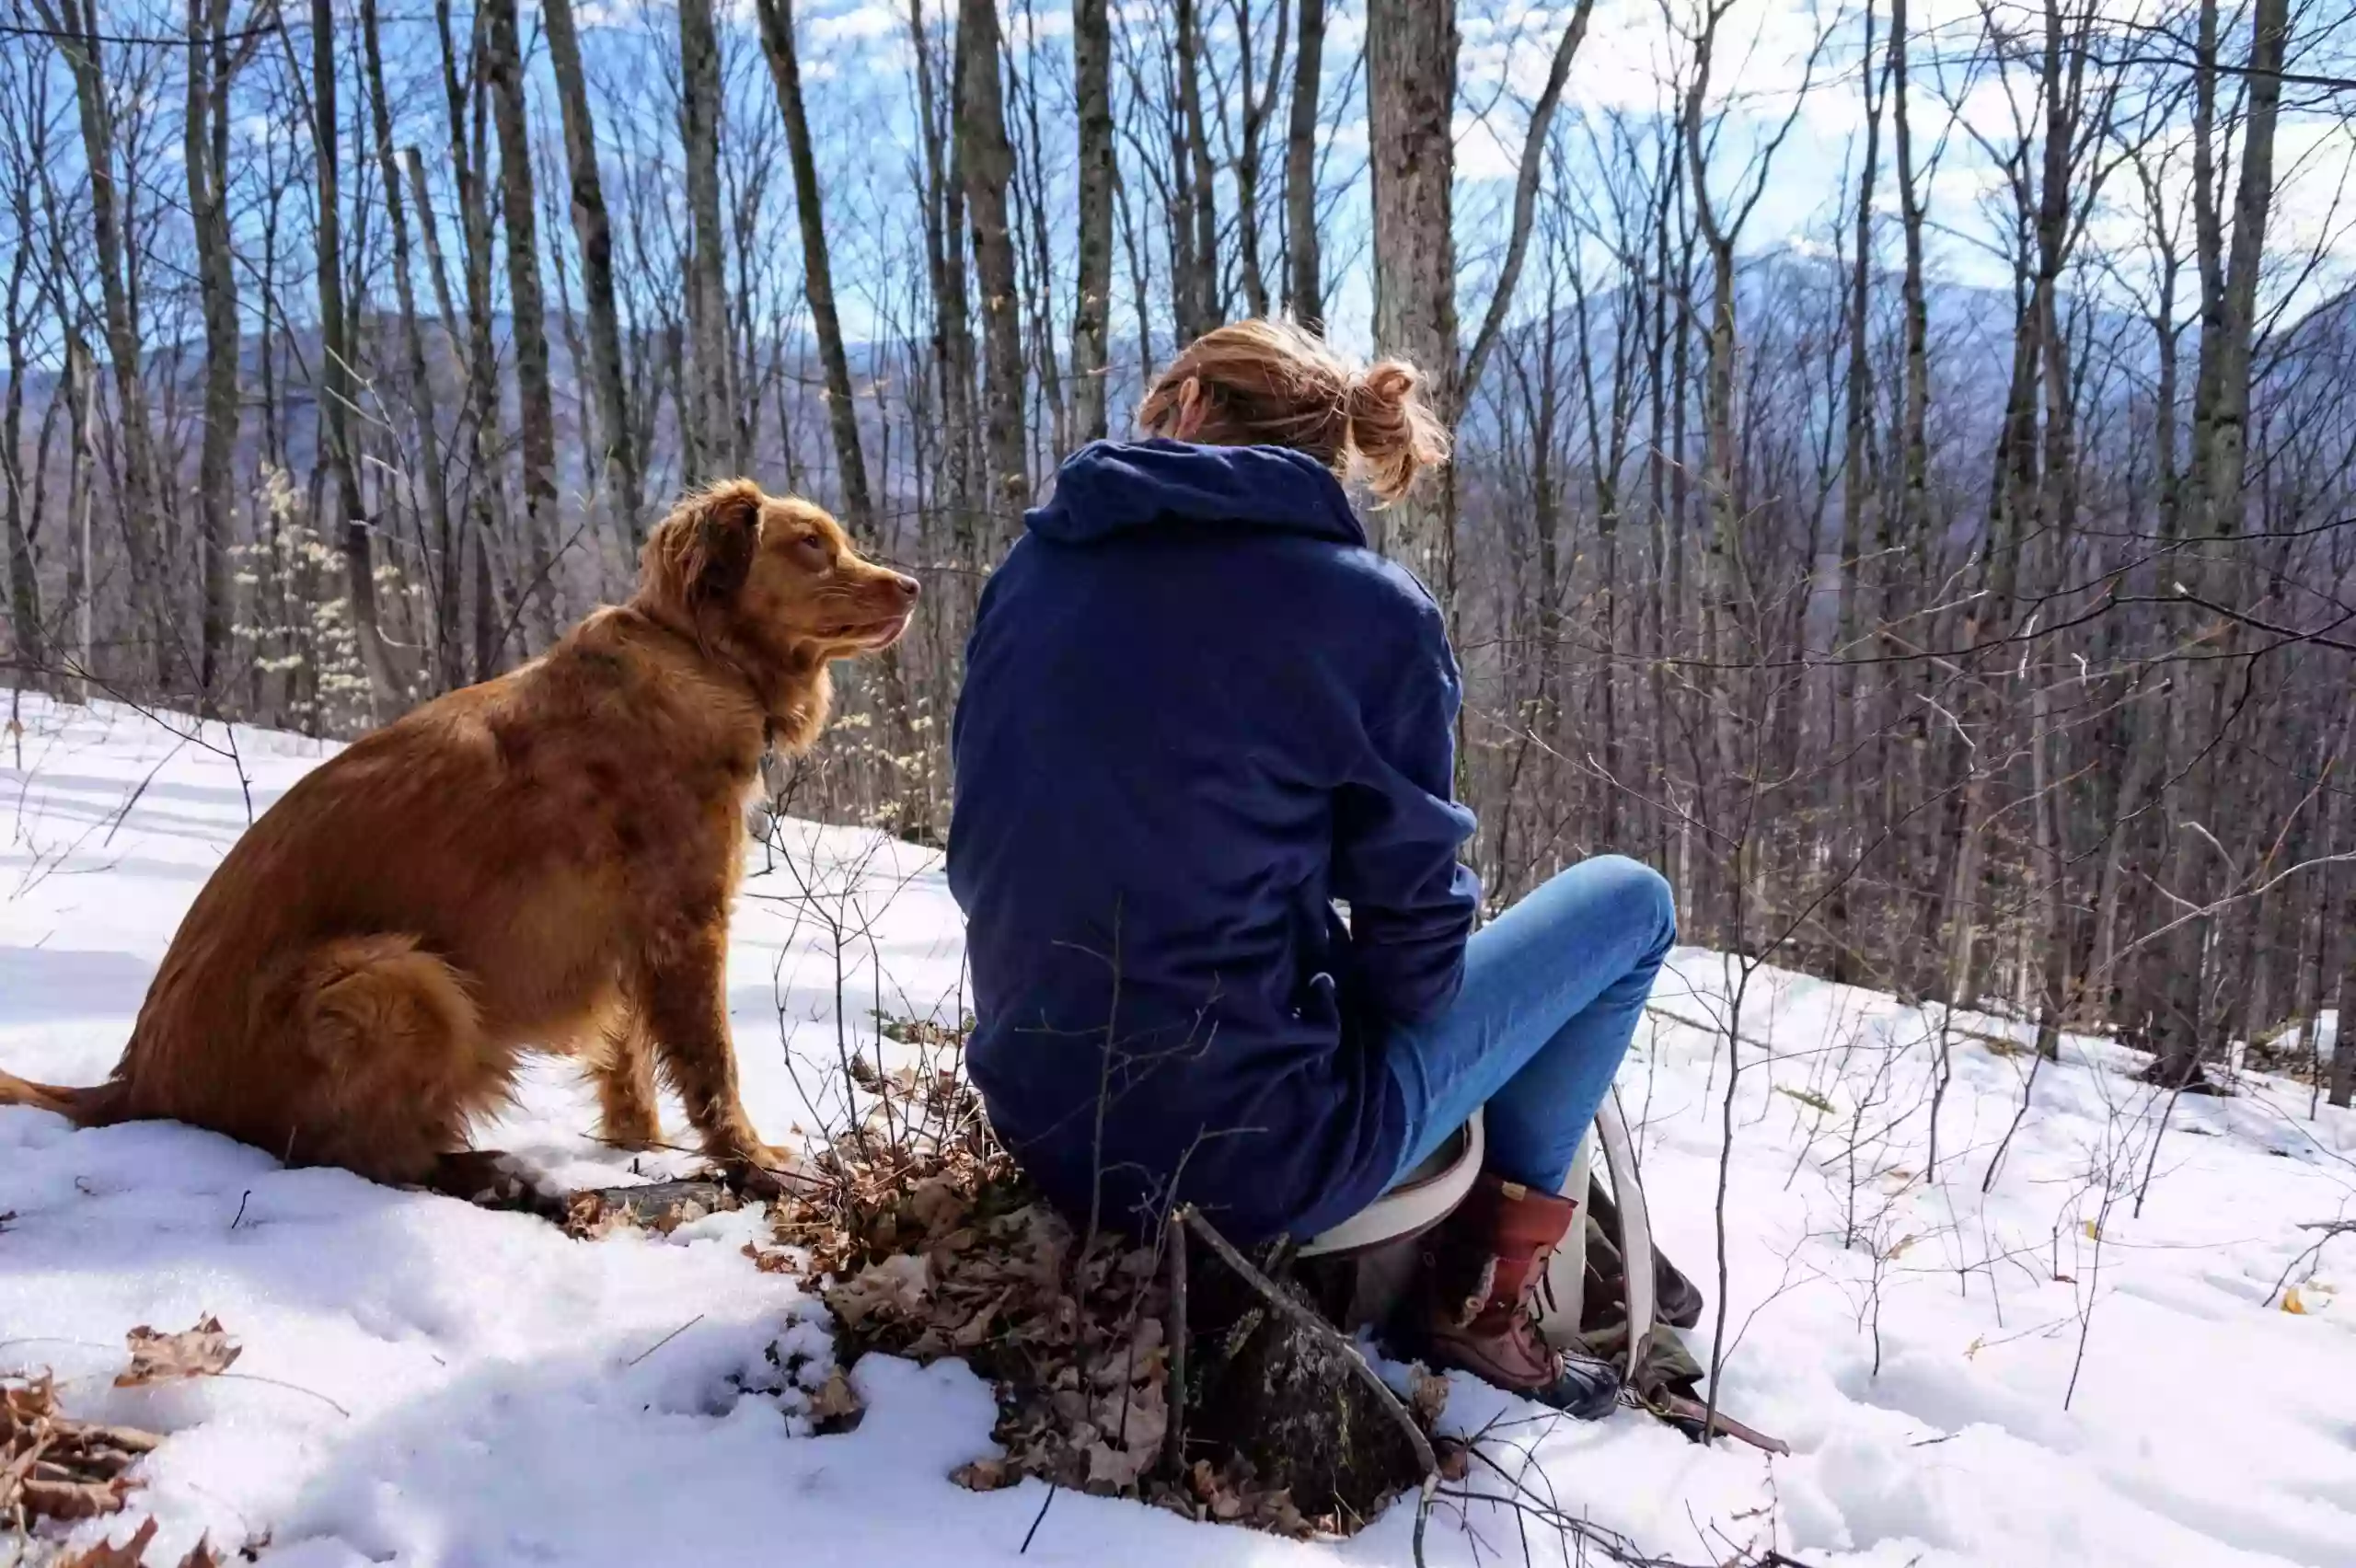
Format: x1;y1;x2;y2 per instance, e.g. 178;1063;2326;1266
1163;1211;1187;1478
623;1313;705;1368
2268;1219;2356;1306
207;1372;353;1419
1019;1481;1057;1552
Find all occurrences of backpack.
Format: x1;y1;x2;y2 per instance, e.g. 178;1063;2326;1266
1298;1094;1785;1454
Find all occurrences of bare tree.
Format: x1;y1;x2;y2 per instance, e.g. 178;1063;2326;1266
756;0;875;533
680;0;736;482
1281;0;1324;327
1365;0;1462;583
309;0;397;716
0;43;46;679
35;0;166;677
957;0;1030;527
361;0;458;690
1072;0;1114;441
484;0;560;643
1171;0;1221;342
544;0;643;542
183;0;246;700
1367;0;1591;598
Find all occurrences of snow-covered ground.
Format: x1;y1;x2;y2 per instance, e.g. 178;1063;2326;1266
4;694;2352;1568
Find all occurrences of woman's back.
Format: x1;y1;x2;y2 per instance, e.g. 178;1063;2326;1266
949;438;1477;1244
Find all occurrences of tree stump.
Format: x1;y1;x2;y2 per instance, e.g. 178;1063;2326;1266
1171;1212;1433;1527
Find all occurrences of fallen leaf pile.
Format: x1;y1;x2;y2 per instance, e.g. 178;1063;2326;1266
756;1044;1354;1538
4;1315;250;1551
1;1376;159;1528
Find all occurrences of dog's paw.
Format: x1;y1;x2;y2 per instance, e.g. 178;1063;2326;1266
712;1143;802;1200
423;1149;571;1219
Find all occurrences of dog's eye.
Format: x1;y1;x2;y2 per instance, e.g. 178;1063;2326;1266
789;533;834;571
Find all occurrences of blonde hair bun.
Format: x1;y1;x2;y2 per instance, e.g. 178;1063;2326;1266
1137;318;1449;505
1344;360;1450;505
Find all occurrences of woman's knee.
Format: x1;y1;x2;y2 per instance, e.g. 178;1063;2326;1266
1588;854;1677;951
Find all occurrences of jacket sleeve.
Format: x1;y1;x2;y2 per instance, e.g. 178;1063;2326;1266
1330;605;1481;1024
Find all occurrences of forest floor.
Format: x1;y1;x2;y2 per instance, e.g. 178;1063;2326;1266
4;692;2353;1568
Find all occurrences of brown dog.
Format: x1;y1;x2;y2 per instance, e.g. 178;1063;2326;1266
0;479;917;1195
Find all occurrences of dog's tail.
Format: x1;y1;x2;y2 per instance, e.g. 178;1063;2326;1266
0;1068;131;1126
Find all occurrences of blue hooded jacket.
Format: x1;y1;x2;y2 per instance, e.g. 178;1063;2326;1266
947;440;1480;1245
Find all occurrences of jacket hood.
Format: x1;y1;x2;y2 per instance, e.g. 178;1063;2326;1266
1023;439;1367;548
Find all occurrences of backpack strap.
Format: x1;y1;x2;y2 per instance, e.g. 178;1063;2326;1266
1593;1090;1655;1388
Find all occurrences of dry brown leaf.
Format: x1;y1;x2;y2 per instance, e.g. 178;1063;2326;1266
1087;1440;1149;1488
1260;1488;1311;1538
116;1317;240;1388
808;1368;862;1423
22;1474;137;1521
951;1458;1015;1492
1091;1385;1166;1458
825;1253;930;1329
562;1192;629;1240
1407;1365;1449;1427
1188;1458;1231;1511
948;1286;1012;1349
56;1516;157;1567
176;1539;223;1568
906;1177;967;1239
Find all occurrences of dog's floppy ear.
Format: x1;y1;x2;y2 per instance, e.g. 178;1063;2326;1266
641;481;763;611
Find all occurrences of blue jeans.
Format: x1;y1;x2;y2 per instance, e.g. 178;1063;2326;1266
1382;856;1677;1192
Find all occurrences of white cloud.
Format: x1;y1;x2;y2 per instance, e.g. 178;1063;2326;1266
1453;108;1521;183
806;1;899;42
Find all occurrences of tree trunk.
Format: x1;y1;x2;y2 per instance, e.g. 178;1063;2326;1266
2159;0;2289;1084
1830;2;1881;982
429;0;508;683
1;207;39;680
184;0;239;706
2334;850;2356;1108
2028;0;2080;1051
1364;0;1459;590
312;0;398;721
957;0;1029;531
485;0;561;644
1008;4;1068;466
2198;0;2289;535
908;0;976;540
543;0;643;543
1071;0;1114;443
39;0;166;682
363;0;459;692
1230;0;1287;319
1170;0;1221;342
679;0;736;483
1681;17;1750;939
1886;0;1930;940
1282;0;1324;328
756;0;876;533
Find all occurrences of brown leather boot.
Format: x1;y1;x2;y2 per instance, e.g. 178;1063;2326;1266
1422;1173;1620;1420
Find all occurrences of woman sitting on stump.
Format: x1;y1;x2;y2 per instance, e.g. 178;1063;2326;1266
948;318;1677;1420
